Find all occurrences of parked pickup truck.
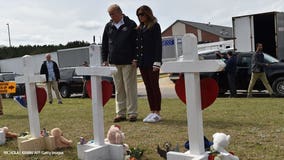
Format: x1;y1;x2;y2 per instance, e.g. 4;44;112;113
169;52;284;97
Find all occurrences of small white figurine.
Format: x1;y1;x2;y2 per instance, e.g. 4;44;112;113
212;133;239;160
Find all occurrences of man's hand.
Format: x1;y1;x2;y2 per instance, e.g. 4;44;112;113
132;59;137;68
153;66;160;72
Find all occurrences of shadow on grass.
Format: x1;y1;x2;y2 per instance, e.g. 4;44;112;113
219;93;277;98
157;118;188;126
159;118;259;130
2;114;28;120
204;119;257;130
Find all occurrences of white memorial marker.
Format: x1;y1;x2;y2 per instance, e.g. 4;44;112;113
161;34;225;160
15;55;46;138
76;45;122;160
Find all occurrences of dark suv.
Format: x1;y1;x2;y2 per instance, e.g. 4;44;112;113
58;68;84;98
170;52;284;97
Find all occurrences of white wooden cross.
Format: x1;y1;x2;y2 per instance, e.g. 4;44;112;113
76;45;123;160
161;34;225;160
15;55;46;138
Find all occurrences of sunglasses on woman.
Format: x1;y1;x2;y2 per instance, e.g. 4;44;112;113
137;13;145;17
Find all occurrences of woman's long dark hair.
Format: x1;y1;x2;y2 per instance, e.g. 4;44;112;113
136;5;157;29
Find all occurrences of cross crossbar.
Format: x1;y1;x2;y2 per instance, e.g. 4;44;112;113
161;60;225;73
15;75;46;84
75;66;116;77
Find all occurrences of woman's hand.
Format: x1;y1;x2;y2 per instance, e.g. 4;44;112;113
102;61;109;66
132;59;138;67
153;66;160;72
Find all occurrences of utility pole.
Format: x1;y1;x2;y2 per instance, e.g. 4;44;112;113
6;23;12;47
93;35;96;44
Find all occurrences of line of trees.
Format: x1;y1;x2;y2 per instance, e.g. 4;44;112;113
0;41;90;60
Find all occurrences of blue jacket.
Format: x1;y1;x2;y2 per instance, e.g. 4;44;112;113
225;55;237;74
136;22;162;68
251;52;266;73
40;61;60;81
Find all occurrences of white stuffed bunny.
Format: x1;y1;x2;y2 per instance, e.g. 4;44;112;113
212;133;239;160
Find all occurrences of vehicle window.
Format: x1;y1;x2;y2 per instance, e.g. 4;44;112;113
264;53;279;63
73;70;79;76
60;69;75;79
238;56;251;67
3;74;15;81
199;53;221;60
0;73;17;81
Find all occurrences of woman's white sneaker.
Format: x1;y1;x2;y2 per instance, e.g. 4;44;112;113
145;113;161;123
143;113;154;122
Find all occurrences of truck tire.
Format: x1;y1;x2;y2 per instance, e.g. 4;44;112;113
218;91;226;97
272;77;284;97
60;85;71;98
4;93;12;98
1;93;12;98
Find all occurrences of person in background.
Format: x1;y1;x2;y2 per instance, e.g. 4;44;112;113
135;5;162;123
40;53;63;104
81;61;90;98
247;43;274;97
102;4;138;122
225;51;237;97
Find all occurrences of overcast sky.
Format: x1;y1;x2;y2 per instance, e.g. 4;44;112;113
0;0;284;46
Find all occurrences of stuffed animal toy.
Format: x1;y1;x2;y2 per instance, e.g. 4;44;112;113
211;133;239;160
105;125;129;155
106;125;125;144
1;127;18;139
157;142;179;159
50;128;72;149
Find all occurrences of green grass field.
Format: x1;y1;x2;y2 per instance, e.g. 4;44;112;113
0;97;283;160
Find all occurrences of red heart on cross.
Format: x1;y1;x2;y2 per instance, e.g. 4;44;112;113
175;75;219;110
36;87;47;113
21;87;47;112
86;80;113;106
